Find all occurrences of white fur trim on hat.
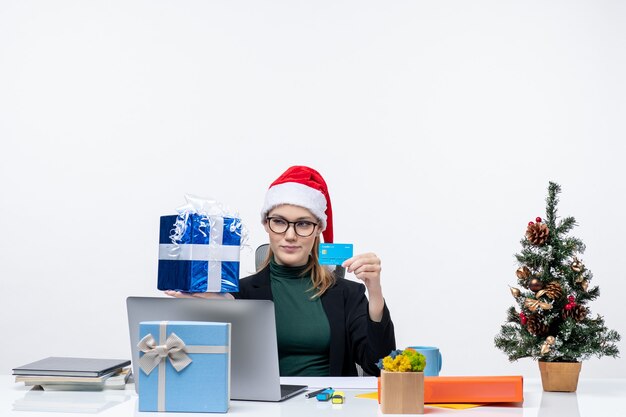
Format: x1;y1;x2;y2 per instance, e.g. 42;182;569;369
260;182;327;231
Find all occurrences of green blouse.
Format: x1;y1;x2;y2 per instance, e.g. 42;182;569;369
269;259;331;376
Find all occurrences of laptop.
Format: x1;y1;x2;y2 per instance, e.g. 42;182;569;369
126;296;307;401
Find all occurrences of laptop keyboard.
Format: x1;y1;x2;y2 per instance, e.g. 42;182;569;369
280;384;307;399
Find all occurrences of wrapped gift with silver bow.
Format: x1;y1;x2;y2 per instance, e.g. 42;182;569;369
138;321;231;413
158;195;246;293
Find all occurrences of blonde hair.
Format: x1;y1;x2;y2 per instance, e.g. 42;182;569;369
260;235;336;298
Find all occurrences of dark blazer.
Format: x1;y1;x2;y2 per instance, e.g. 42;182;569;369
233;266;396;376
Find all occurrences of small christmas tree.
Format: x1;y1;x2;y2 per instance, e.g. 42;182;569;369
495;182;620;362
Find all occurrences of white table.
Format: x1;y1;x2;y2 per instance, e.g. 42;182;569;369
1;375;625;416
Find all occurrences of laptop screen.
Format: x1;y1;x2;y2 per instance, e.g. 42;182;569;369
126;297;300;401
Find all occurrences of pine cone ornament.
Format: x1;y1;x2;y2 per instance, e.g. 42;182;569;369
562;305;587;322
526;222;550;246
536;281;563;300
526;314;549;336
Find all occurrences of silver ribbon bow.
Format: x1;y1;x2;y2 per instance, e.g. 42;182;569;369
137;332;192;375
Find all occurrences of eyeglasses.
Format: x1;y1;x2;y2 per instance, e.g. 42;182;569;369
266;217;318;237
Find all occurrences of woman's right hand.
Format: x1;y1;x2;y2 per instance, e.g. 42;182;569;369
164;290;235;300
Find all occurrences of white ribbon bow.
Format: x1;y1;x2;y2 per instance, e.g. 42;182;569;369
137;332;192;375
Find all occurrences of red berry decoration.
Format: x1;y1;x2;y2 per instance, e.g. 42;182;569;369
565;303;574;310
568;295;575;303
520;312;527;325
536;217;542;222
528;221;534;226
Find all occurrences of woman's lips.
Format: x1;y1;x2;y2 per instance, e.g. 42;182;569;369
280;245;300;254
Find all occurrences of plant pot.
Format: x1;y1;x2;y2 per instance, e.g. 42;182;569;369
538;360;582;392
380;370;424;414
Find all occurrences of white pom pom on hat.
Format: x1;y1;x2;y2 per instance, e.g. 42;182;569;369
260;165;333;243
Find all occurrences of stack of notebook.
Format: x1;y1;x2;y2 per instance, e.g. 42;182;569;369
13;357;131;391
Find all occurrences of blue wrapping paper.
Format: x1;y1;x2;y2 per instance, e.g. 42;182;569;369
158;214;241;292
138;321;230;413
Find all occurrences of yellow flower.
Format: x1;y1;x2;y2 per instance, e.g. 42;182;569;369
380;348;427;372
382;356;395;371
394;355;412;372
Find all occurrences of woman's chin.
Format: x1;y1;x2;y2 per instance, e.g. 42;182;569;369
276;253;308;267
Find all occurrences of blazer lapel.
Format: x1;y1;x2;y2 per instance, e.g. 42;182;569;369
321;284;346;376
246;266;273;300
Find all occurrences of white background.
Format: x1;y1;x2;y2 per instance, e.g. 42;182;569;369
1;0;624;378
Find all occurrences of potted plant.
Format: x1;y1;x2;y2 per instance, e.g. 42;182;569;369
494;182;621;392
377;348;426;414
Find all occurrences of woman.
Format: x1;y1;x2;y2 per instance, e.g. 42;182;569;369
167;165;395;376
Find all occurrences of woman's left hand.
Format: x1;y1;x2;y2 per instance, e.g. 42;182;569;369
343;253;385;322
342;252;382;291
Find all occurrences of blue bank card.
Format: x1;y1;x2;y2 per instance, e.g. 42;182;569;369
319;243;353;265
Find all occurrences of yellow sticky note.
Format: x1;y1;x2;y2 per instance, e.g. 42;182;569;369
353;392;485;410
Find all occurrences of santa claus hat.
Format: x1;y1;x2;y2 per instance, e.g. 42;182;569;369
261;165;333;243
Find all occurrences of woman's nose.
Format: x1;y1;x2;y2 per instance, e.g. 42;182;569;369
284;224;298;239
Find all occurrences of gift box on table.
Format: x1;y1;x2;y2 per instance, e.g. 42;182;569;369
158;214;242;292
138;321;231;413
